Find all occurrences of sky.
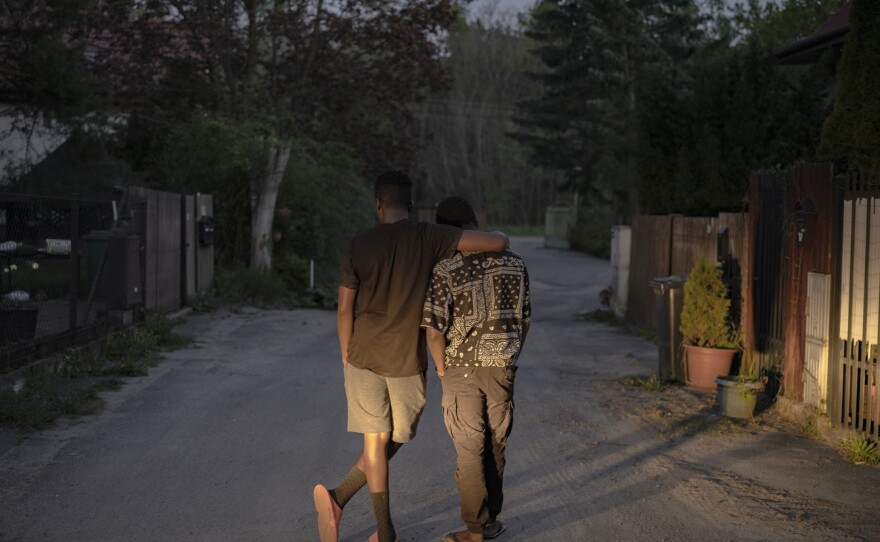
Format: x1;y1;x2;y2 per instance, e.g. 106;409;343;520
469;0;767;23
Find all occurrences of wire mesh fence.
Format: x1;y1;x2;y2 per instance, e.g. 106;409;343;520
0;192;120;370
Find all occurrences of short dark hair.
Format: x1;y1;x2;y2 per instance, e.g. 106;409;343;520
436;196;478;229
374;170;413;211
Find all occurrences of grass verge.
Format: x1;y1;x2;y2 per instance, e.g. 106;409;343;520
0;311;191;436
840;436;880;465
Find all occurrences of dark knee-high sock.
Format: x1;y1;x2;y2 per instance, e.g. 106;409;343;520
329;467;367;508
370;491;395;542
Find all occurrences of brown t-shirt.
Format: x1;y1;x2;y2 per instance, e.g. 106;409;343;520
338;219;463;377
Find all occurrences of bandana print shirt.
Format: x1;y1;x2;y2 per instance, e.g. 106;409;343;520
421;250;531;368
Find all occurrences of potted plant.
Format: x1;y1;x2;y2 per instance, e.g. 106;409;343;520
0;260;40;346
715;336;762;419
680;256;736;389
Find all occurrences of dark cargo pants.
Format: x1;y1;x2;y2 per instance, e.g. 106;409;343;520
440;365;516;534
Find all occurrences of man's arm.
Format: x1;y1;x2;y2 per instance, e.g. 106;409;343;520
457;230;509;252
337;286;358;365
426;327;447;377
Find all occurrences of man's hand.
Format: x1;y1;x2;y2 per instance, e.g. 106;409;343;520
337;286;358;366
425;327;447;377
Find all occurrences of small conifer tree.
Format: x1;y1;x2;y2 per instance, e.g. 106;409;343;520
680;256;732;348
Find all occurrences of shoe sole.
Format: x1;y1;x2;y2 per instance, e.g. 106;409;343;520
314;484;340;542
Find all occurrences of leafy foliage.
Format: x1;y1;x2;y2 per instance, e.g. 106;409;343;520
273;141;374;291
569;206;614;258
415;14;554;226
840;436;880;465
518;0;841;219
680;257;733;348
3;1;460;275
213;267;294;309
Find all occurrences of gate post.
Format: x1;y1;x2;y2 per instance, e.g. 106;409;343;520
829;173;846;426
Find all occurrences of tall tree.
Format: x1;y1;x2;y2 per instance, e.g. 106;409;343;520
127;0;456;271
820;0;880;170
516;0;703;220
1;0;458;270
415;7;553;226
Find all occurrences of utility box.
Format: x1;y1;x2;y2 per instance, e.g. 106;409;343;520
650;276;688;382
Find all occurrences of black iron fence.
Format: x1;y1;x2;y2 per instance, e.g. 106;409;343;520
0;187;216;372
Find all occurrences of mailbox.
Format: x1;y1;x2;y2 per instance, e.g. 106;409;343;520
198;215;215;246
795;200;817;247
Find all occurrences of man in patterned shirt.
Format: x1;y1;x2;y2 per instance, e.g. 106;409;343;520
422;196;531;542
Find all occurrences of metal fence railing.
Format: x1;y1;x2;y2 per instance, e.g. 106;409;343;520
0;192;119;369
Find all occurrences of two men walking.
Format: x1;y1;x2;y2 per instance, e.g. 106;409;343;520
313;173;530;542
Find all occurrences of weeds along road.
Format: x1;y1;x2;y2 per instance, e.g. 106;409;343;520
3;236;880;541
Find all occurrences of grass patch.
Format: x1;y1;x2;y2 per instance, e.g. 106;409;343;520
0;312;191;435
0;387;105;432
578;309;657;343
801;416;821;438
580;308;618;324
214;267;295;308
711;418;744;433
189;290;221;313
619;374;666;391
207;267;340;310
840;436;880;465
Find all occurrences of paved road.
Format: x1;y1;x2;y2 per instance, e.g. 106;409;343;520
3;237;880;541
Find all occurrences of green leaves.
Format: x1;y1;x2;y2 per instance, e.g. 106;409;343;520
820;0;880;171
680;256;733;348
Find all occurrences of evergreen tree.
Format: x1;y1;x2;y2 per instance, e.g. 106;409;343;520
517;0;703;219
820;0;880;170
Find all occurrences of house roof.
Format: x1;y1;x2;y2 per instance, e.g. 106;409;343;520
774;1;851;64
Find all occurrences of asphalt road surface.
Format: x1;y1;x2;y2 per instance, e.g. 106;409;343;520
3;237;880;541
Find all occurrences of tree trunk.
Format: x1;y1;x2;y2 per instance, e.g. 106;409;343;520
250;145;290;272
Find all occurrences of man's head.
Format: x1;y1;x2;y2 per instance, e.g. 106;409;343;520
436;196;478;230
374;170;413;214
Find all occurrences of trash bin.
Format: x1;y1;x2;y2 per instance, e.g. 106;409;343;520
650;276;688;382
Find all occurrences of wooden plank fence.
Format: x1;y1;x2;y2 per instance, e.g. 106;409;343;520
627;213;748;332
128;187;214;314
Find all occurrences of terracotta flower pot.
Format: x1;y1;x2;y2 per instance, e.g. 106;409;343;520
685;345;735;389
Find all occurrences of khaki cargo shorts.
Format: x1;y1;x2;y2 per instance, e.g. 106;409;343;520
343;362;426;443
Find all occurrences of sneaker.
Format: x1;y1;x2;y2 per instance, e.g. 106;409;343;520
313;484;343;542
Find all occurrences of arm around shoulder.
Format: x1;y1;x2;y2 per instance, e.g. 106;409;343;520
457;230;509;252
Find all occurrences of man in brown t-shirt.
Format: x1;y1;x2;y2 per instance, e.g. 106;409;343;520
312;171;509;542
